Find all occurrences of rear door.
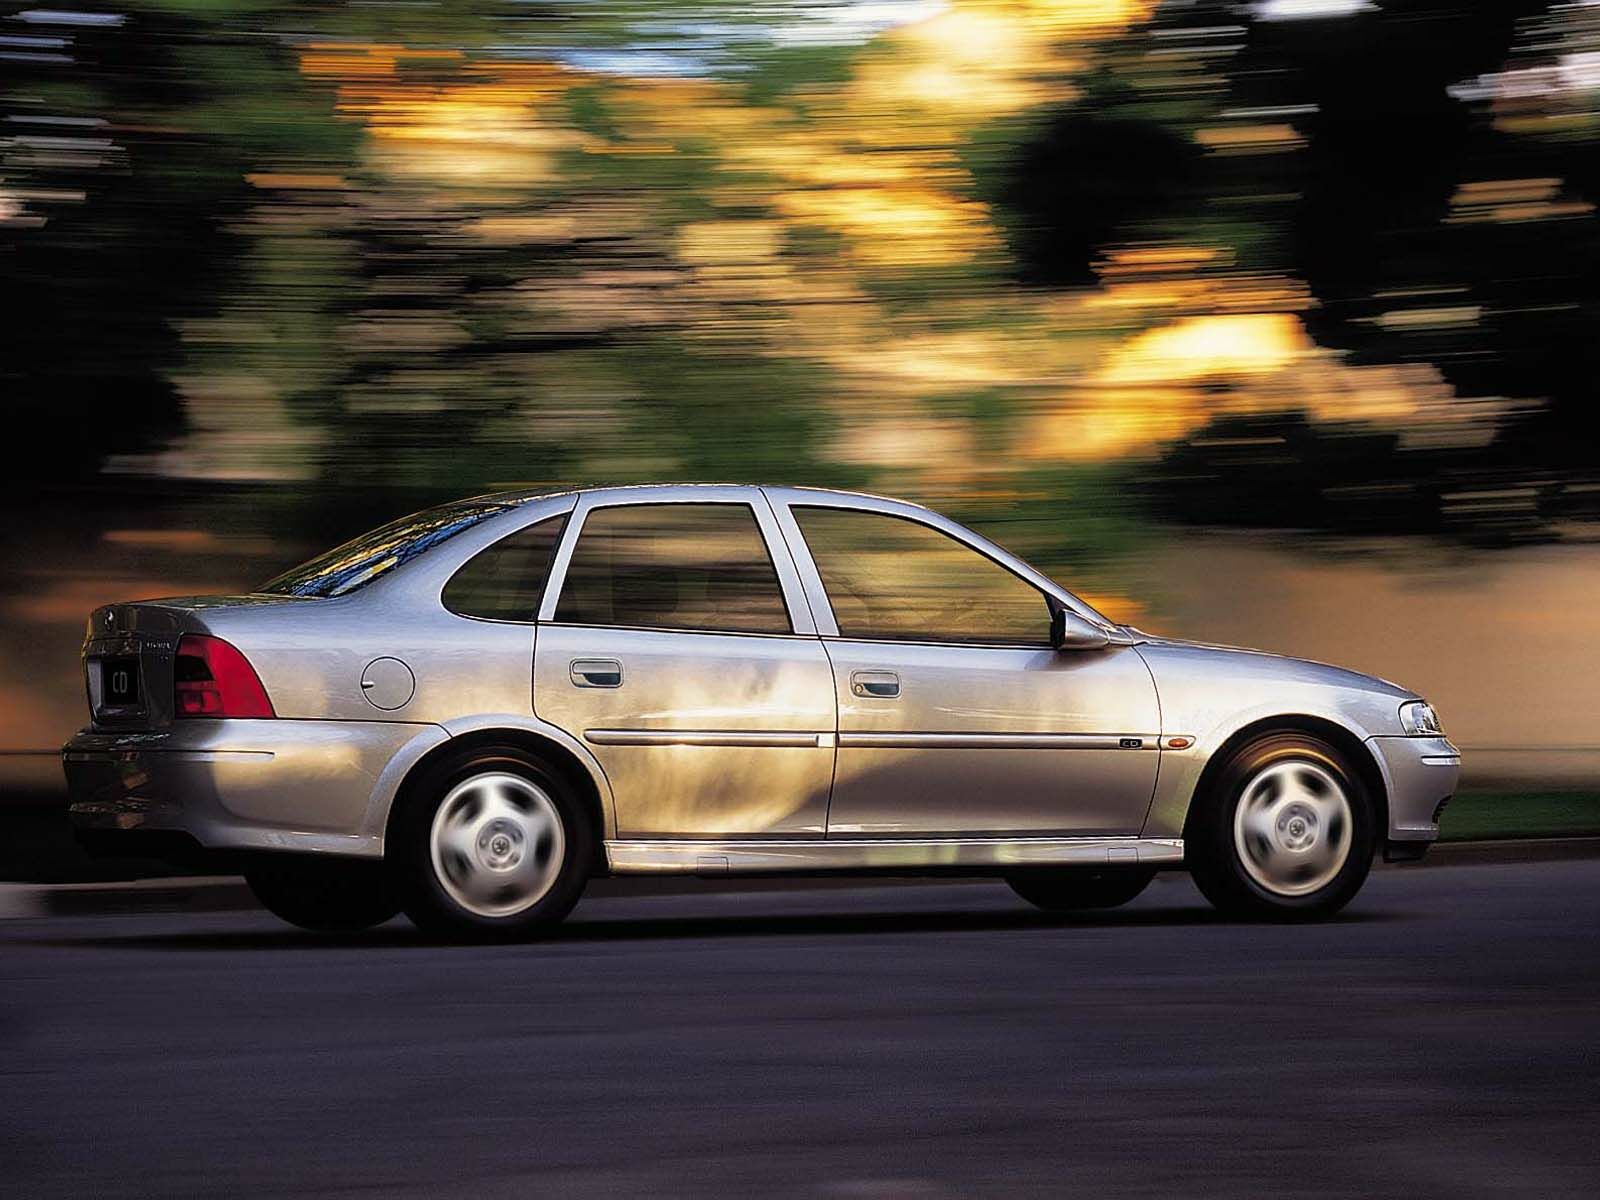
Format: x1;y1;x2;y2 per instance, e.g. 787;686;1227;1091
533;489;836;838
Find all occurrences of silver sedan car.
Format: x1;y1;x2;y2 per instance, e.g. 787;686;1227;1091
64;484;1459;936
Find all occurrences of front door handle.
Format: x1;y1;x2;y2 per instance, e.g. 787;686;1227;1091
850;670;899;699
570;658;623;688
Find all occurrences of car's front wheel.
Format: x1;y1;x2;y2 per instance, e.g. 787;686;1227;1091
1187;733;1376;921
1008;866;1156;912
245;857;399;932
390;746;593;940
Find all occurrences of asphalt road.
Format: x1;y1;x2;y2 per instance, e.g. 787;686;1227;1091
4;862;1599;1198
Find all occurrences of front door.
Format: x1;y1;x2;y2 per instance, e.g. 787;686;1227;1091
534;495;836;837
776;500;1161;837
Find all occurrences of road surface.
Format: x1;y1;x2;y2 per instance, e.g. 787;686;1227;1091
4;862;1599;1197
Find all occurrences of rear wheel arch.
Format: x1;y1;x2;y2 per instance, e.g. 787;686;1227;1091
1183;714;1388;843
385;728;610;871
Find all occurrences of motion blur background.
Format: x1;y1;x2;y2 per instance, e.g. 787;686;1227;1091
3;0;1599;851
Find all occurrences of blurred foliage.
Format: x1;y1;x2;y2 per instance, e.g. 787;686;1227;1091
5;0;1600;586
1440;791;1600;842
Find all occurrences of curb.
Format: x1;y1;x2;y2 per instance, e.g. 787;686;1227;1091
0;875;251;920
1405;836;1600;866
3;837;1600;919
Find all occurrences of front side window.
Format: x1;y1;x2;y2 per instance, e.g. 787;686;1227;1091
442;515;567;622
793;506;1051;645
554;503;791;635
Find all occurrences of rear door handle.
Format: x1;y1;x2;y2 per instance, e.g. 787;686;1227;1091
850;670;899;698
570;658;623;688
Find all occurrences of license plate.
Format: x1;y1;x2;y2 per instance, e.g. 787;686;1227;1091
102;655;141;706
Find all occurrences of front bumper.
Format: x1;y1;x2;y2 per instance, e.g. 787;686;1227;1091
62;719;444;860
1368;734;1460;855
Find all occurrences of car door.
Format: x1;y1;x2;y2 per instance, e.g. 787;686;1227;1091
533;489;836;838
768;492;1161;838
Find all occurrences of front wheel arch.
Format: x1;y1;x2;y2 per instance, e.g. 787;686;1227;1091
1185;730;1378;919
1182;715;1388;846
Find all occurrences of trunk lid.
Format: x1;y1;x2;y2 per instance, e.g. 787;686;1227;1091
81;595;312;729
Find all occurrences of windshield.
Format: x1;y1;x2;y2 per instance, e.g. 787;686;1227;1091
260;501;512;598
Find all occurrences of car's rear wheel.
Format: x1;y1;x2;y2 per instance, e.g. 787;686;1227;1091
391;746;593;940
245;857;399;932
1007;866;1155;911
1187;733;1376;921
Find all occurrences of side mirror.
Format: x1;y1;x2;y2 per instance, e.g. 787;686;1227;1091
1051;605;1111;651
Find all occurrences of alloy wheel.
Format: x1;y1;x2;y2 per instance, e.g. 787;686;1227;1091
428;771;566;918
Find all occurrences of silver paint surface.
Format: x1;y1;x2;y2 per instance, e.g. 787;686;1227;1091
821;640;1161;836
62;483;1459;871
605;835;1185;873
534;623;837;836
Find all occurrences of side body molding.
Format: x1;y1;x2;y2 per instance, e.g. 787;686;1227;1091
607;836;1185;874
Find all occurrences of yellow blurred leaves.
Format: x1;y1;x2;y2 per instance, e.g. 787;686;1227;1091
677;221;784;267
245;173;348;190
1194;123;1304;154
301;45;580;188
270;4;1501;490
1448;178;1594;225
1097;313;1308;386
290;0;1145;262
1024;313;1503;461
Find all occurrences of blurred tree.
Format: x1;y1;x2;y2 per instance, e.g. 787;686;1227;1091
1;3;359;485
991;105;1206;288
983;0;1600;535
1230;1;1600;469
9;0;1598;552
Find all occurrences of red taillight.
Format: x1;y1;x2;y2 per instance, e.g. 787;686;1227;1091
174;635;275;719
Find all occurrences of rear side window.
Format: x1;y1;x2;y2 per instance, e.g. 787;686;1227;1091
442;515;568;622
553;504;791;635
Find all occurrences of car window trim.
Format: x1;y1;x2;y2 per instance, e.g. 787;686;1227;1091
440;512;569;625
538;620;822;642
821;632;1056;651
782;502;1056;647
763;487;1116;636
537;494;813;636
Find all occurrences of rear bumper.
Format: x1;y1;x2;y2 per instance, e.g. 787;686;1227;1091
62;719;447;860
1368;734;1460;856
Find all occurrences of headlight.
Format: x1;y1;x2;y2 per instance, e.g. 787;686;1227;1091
1399;700;1444;737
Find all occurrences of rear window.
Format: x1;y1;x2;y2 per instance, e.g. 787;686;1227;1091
260;501;511;598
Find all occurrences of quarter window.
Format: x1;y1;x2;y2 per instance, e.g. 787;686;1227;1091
442;515;568;622
792;506;1051;645
554;504;791;635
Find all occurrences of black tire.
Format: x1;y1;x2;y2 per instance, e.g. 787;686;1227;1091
245;857;399;933
1186;733;1377;921
1007;866;1156;912
390;745;593;940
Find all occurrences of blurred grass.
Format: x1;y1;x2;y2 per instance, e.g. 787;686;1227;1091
1440;792;1600;842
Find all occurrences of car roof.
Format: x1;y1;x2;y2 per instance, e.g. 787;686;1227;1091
470;482;917;509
